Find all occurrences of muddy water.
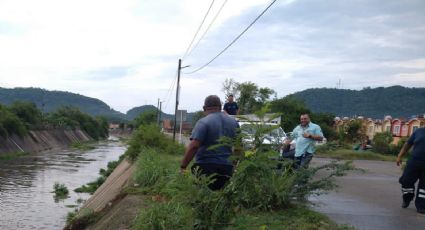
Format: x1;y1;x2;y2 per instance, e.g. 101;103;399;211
0;137;126;230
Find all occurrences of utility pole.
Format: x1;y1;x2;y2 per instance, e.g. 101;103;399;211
173;59;190;141
173;59;182;141
157;98;160;125
159;101;162;127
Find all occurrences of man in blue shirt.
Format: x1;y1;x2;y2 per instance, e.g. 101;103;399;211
223;94;239;115
180;95;239;190
289;113;324;169
397;127;425;214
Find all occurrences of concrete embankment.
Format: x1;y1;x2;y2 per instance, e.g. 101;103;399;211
0;129;92;154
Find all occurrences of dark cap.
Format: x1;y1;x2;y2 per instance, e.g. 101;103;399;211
204;95;222;108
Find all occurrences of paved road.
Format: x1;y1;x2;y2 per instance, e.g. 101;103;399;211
310;158;425;230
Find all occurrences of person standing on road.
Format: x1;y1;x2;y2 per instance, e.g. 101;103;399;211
180;95;239;190
223;94;239;115
397;127;425;214
289;113;324;169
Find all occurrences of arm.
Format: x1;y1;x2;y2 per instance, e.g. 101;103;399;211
396;142;413;166
180;139;201;171
302;126;324;141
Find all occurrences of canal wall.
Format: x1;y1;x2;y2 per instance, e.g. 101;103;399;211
0;129;92;154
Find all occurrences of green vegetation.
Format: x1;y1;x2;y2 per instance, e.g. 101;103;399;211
317;148;396;161
124;124;184;161
0;101;109;140
0;87;125;121
291;86;425;118
65;208;99;230
128;122;353;229
46;106;109;140
0;151;28;161
53;182;69;200
0;104;27;137
75;157;124;194
230;206;354;230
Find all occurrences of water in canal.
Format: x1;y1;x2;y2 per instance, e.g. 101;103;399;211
0;137;126;229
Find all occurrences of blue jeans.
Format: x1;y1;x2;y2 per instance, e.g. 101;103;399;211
294;152;313;169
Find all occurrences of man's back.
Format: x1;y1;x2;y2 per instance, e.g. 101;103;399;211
191;112;239;165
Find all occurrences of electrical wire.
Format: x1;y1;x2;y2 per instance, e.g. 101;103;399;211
184;0;278;74
185;0;228;59
182;0;216;60
163;70;178;110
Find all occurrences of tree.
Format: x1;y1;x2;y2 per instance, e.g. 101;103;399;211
0;104;27;137
133;110;157;128
221;78;239;100
270;97;311;132
222;79;275;114
8;101;42;129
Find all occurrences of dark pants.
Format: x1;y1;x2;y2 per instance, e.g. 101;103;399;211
191;163;233;190
293;152;313;169
399;159;425;211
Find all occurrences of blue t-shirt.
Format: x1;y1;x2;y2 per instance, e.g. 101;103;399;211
408;127;425;161
190;112;239;165
223;102;239;115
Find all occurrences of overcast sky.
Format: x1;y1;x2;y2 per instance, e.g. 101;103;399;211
1;0;424;114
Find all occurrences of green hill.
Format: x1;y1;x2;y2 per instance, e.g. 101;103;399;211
126;105;173;121
126;105;197;124
290;86;425;119
0;87;125;121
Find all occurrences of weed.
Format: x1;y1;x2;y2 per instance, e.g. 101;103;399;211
53;182;69;196
0;151;28;161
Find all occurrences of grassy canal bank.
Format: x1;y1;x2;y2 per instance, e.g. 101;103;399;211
67;124;355;230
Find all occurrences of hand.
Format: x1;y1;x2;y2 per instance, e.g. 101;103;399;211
180;167;188;174
396;157;402;167
302;132;312;139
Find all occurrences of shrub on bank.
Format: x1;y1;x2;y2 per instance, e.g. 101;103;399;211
125;124;184;161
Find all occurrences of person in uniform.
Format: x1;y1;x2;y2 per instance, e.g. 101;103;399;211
397;127;425;214
223;94;239;115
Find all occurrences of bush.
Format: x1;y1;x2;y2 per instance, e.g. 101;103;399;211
125;124;184;161
373;132;393;154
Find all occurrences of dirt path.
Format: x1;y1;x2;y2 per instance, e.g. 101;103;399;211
310;158;425;230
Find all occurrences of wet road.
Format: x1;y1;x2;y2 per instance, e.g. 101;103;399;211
0;138;126;230
310;158;425;230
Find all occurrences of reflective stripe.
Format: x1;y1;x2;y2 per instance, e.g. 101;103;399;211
403;192;414;194
418;194;425;199
402;188;414;192
419;189;425;194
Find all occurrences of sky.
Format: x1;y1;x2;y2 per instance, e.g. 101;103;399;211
0;0;424;114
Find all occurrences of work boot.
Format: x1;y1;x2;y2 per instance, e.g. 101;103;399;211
402;200;410;208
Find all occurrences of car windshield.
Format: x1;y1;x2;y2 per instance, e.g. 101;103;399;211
240;123;286;138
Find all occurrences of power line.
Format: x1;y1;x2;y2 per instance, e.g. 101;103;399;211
186;0;228;59
182;0;216;60
163;70;178;110
184;0;278;75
